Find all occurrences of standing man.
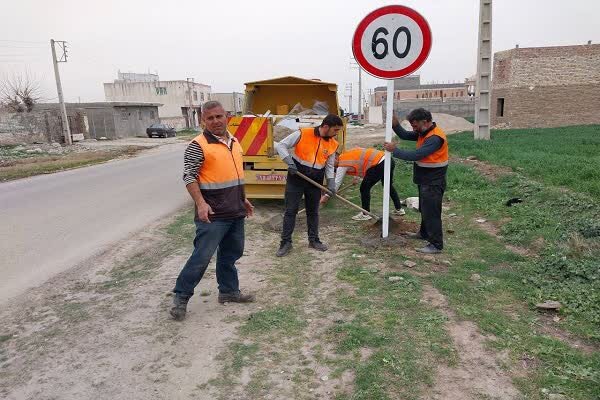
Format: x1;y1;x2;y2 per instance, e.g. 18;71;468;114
383;108;448;254
275;114;343;257
320;147;405;221
171;101;255;321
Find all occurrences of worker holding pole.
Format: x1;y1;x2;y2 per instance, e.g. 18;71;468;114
383;108;448;254
320;147;405;221
274;115;343;257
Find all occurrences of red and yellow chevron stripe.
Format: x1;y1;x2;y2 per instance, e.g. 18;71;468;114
228;117;270;156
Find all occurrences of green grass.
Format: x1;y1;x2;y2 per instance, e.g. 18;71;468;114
0;146;145;182
239;305;306;336
448;125;600;201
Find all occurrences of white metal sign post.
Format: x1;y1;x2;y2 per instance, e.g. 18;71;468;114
352;5;432;238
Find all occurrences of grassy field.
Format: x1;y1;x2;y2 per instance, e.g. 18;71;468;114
449;125;600;201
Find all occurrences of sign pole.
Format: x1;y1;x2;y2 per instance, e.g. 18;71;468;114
382;79;394;238
352;5;431;238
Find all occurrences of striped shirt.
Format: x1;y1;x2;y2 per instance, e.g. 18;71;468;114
182;132;234;186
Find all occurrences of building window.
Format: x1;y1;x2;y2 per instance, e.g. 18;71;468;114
155;87;167;95
150;110;155;119
193;91;198;101
444;93;447;97
121;109;128;121
201;93;205;101
138;110;142;120
460;91;464;97
416;94;419;99
497;98;505;117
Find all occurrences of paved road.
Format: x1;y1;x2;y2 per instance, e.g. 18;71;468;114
0;144;191;304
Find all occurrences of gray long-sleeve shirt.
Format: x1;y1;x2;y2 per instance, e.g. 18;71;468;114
391;122;447;185
391;123;443;161
274;129;336;179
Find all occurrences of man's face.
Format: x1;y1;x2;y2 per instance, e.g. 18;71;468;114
320;125;342;140
202;106;227;136
410;120;429;133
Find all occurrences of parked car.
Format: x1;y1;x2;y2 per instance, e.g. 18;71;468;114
146;123;176;138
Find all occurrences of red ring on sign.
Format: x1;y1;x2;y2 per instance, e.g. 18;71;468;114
352;5;432;79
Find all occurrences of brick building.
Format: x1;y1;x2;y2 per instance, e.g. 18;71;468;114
491;43;600;128
372;75;470;106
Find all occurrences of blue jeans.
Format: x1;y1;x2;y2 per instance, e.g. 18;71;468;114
173;217;245;298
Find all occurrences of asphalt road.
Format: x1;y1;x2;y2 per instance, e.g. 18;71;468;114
0;143;191;304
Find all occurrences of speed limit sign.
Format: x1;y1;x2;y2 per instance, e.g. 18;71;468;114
352;5;432;79
352;5;432;238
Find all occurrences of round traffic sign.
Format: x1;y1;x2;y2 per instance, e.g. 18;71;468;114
352;5;432;79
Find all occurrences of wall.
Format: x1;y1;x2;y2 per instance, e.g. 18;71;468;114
211;92;245;114
0;108;84;144
491;44;600;128
112;106;160;138
492;85;600;129
86;108;116;139
367;106;383;124
385;99;475;119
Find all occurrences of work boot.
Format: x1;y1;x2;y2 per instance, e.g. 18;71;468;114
218;291;256;304
170;294;190;321
276;242;293;257
309;241;328;252
416;243;442;254
407;232;426;240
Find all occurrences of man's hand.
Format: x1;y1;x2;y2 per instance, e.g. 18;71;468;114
320;194;330;205
197;201;214;223
392;114;400;127
383;142;397;152
283;156;298;176
244;198;254;217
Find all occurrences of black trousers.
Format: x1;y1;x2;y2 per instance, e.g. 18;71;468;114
281;174;321;244
418;183;446;249
360;160;402;212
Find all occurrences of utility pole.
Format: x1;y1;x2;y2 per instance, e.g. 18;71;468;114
51;39;71;145
186;77;194;129
350;58;363;121
345;83;353;114
474;0;492;140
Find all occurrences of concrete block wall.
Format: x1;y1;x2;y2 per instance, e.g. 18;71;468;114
492;44;600;128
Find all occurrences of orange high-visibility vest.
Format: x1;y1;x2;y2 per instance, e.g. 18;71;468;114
194;133;245;189
193;132;246;220
338;147;384;177
292;127;339;170
416;125;449;168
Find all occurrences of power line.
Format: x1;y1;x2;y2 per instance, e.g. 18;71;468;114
0;39;47;44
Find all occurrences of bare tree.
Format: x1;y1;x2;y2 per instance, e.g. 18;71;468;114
0;71;43;113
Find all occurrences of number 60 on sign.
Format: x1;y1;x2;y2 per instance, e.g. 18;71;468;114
352;5;432;79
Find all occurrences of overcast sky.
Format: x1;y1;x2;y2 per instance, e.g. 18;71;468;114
1;0;598;111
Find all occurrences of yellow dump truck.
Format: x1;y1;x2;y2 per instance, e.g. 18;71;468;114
227;76;347;199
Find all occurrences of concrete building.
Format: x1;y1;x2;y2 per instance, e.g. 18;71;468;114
104;73;211;129
373;75;470;106
34;102;161;141
211;92;245;115
491;43;600;129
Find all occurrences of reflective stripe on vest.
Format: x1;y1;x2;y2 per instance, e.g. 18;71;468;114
415;125;449;168
194;133;245;189
338;147;384;177
292;127;338;170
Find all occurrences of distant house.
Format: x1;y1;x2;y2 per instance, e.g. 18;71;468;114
211;92;245;115
491;43;600;129
34;102;161;141
104;72;211;129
